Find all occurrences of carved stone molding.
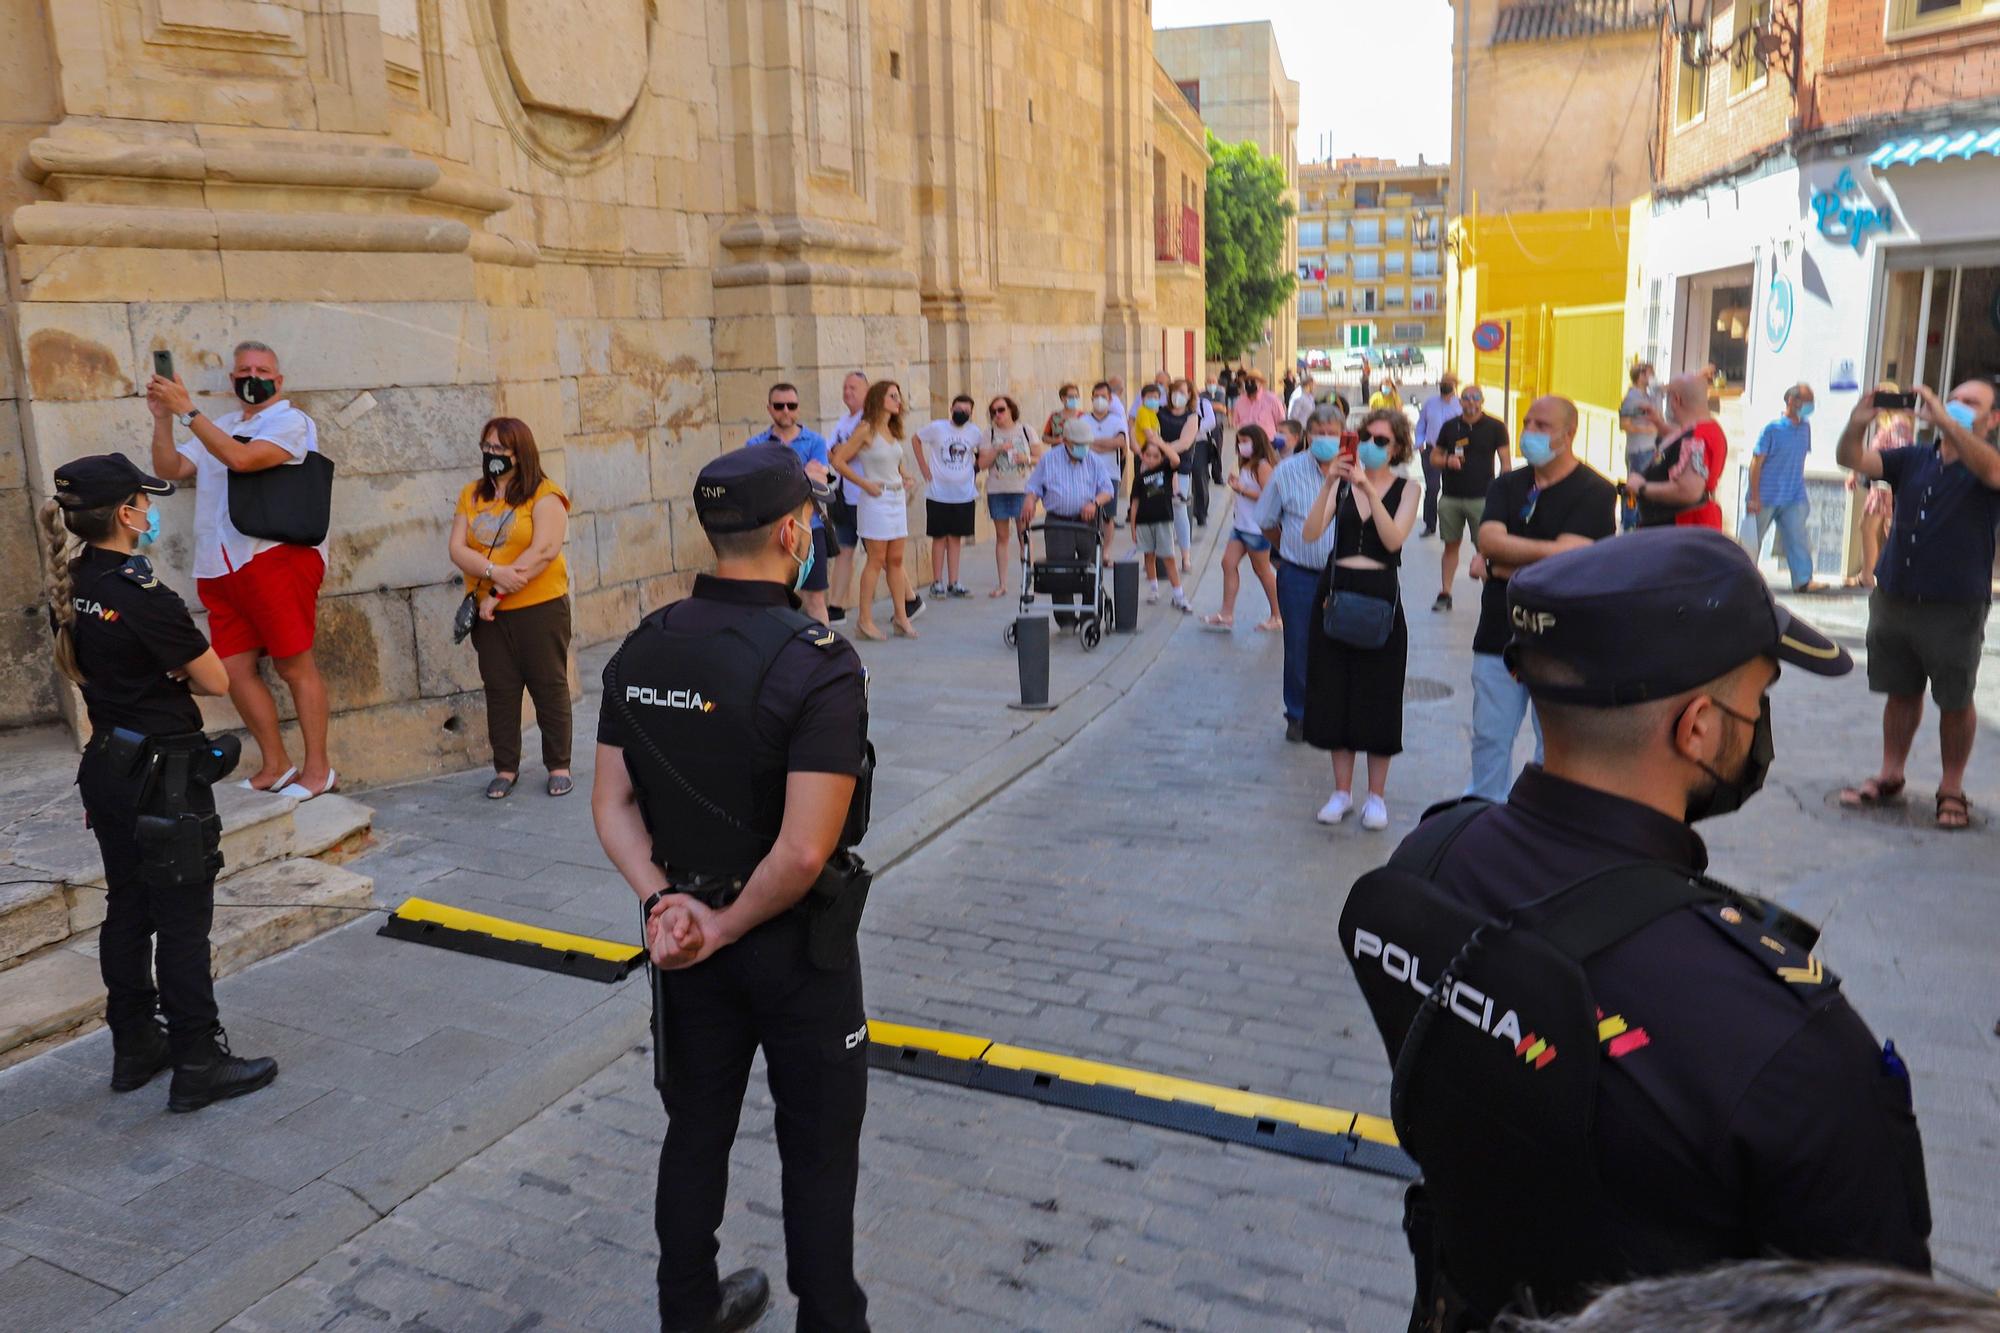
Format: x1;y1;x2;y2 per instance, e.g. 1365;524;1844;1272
466;0;656;175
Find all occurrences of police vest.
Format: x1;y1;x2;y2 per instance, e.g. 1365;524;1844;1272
1337;799;1820;1325
607;604;861;879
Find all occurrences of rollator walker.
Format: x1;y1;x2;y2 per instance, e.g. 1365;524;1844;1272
1004;517;1111;652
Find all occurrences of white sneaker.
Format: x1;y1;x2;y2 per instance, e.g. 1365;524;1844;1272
1146;583;1160;604
930;580;947;597
1360;795;1389;831
1316;791;1353;825
1173;595;1193;615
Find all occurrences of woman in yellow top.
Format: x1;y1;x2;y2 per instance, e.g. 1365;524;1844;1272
448;417;573;799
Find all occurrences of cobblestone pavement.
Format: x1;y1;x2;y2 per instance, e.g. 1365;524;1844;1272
7;518;1999;1331
230;526;1998;1330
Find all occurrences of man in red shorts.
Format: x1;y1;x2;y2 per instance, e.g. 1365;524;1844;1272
147;341;336;799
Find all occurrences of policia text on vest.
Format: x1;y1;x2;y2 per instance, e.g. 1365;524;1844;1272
591;443;875;1333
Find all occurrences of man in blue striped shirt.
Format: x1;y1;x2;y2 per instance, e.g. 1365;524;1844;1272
1254;405;1342;741
1747;383;1825;593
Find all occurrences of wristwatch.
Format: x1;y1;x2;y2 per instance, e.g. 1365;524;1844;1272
180;408;201;427
642;889;669;917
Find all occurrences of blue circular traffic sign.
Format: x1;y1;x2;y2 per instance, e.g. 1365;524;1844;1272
1472;321;1506;353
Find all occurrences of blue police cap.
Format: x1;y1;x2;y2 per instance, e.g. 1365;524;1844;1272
692;443;825;533
1504;527;1850;705
54;453;175;509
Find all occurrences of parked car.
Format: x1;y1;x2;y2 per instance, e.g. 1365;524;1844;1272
1341;349;1375;373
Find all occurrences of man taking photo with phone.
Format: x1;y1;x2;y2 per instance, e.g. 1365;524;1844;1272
1836;380;2000;830
147;341;337;800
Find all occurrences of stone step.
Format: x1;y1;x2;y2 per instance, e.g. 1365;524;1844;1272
0;784;347;956
0;857;375;1069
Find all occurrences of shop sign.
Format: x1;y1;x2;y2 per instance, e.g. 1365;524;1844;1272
1810;169;1892;252
1765;273;1795;353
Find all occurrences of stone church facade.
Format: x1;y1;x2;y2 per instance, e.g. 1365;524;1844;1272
0;0;1207;782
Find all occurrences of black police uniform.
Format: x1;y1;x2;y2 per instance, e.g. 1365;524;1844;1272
599;448;872;1333
1342;529;1931;1328
51;454;275;1111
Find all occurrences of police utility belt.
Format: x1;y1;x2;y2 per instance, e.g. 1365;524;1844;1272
654;850;873;973
91;728;242;889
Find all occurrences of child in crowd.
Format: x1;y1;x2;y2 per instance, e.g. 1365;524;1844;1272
1277;419;1304;458
1129;434;1190;612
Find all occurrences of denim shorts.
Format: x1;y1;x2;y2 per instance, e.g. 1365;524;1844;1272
827;495;859;548
987;491;1026;522
1232;528;1272;554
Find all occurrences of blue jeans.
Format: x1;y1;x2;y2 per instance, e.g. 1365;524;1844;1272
1467;652;1542;801
1276;560;1318;724
1755;499;1814;589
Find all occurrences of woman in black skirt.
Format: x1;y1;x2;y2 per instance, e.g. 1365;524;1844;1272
1301;408;1422;831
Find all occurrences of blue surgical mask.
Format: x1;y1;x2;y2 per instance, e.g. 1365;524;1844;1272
1797;402;1814;421
1357;440;1390;471
1064;396;1081;412
1309;436;1340;464
1066;442;1088;461
1519;431;1555;469
788;519;815;592
126;504;160;548
1945;400;1978;431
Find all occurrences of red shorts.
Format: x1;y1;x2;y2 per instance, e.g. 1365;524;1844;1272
198;546;324;659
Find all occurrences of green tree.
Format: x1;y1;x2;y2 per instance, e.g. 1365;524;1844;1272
1203;133;1296;363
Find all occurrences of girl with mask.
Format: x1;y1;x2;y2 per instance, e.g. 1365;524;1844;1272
448;417;574;799
1042;382;1085;454
1300;409;1422;831
1156;379;1199;575
980;395;1041;597
1203;425;1283;632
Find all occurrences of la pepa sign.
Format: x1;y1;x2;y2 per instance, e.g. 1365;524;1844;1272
1810;169;1892;253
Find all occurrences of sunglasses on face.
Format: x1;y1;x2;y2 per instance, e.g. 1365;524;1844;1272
770;401;799;411
1366;433;1394;445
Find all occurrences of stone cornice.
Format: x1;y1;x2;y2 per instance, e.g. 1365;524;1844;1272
25;138;448;197
717;214;902;259
8;202;470;254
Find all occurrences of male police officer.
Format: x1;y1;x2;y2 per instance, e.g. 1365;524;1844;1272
593;444;873;1333
1341;527;1931;1330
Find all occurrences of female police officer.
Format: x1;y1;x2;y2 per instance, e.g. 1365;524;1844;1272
42;453;277;1112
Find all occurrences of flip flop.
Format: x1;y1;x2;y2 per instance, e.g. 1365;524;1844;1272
485;774;516;800
239;766;297;793
1255;617;1284;632
277;769;339;802
1201;614;1233;631
546;774;574;798
1838;776;1906;809
1935;791;1971;831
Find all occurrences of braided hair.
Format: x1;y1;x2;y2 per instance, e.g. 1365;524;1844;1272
41;496;125;686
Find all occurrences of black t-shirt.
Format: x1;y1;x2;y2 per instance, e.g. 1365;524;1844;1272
1437;413;1511;499
59;547;209;735
1156;409;1196;473
596;576;866;777
1395;769;1932;1299
1473;464;1617;655
1132;461;1176;524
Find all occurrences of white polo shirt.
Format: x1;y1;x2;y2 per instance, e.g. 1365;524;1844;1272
829;408;864;504
176;399;323;580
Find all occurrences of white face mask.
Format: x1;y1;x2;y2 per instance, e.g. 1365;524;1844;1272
1092;396;1110;413
1237;442;1253;459
1170;391;1188;409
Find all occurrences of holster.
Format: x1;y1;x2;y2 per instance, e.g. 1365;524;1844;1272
1402;1183;1476;1333
803;850;872;972
131;743;224;890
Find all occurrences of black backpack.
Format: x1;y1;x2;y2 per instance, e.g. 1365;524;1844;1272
1338;800;1732;1323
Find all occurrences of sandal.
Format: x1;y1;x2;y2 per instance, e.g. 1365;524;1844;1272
1838;776;1906;809
546;774;574;798
485;774;517;800
1255;616;1284;632
1936;791;1971;831
1201;613;1233;631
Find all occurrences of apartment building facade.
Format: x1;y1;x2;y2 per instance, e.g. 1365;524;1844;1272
1294;158;1451;368
1629;0;2000;575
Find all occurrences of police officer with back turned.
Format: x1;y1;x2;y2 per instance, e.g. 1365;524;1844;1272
40;454;278;1111
1340;527;1931;1331
592;443;874;1333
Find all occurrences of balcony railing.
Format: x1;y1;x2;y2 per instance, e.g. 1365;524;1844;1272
1155;205;1201;264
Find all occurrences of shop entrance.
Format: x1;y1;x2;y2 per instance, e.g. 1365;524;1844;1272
1879;260;2000;396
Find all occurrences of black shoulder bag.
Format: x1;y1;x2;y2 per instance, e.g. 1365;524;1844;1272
1320;483;1399;649
453;505;512;645
227;439;335;546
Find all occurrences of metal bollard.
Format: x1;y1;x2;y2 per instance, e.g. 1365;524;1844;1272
1008;615;1055;711
1112;557;1141;633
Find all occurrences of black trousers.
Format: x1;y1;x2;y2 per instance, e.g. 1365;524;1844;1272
76;741;220;1058
1420;453;1443;531
1188;443;1213;526
655;910;869;1333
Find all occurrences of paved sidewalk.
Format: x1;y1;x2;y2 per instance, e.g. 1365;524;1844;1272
0;524;1226;1332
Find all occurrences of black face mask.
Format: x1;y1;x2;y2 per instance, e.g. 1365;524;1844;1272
1682;695;1773;824
233;375;276;406
951;409;971;427
482;451;513;479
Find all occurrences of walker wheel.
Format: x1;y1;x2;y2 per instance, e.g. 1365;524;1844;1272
1003;623;1018;648
1081;620;1102;651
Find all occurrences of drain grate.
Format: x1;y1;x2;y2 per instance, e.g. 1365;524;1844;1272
1407;676;1454;702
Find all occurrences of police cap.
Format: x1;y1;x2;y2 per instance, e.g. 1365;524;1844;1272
692;443;826;533
1504;527;1851;705
54;453;175;509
